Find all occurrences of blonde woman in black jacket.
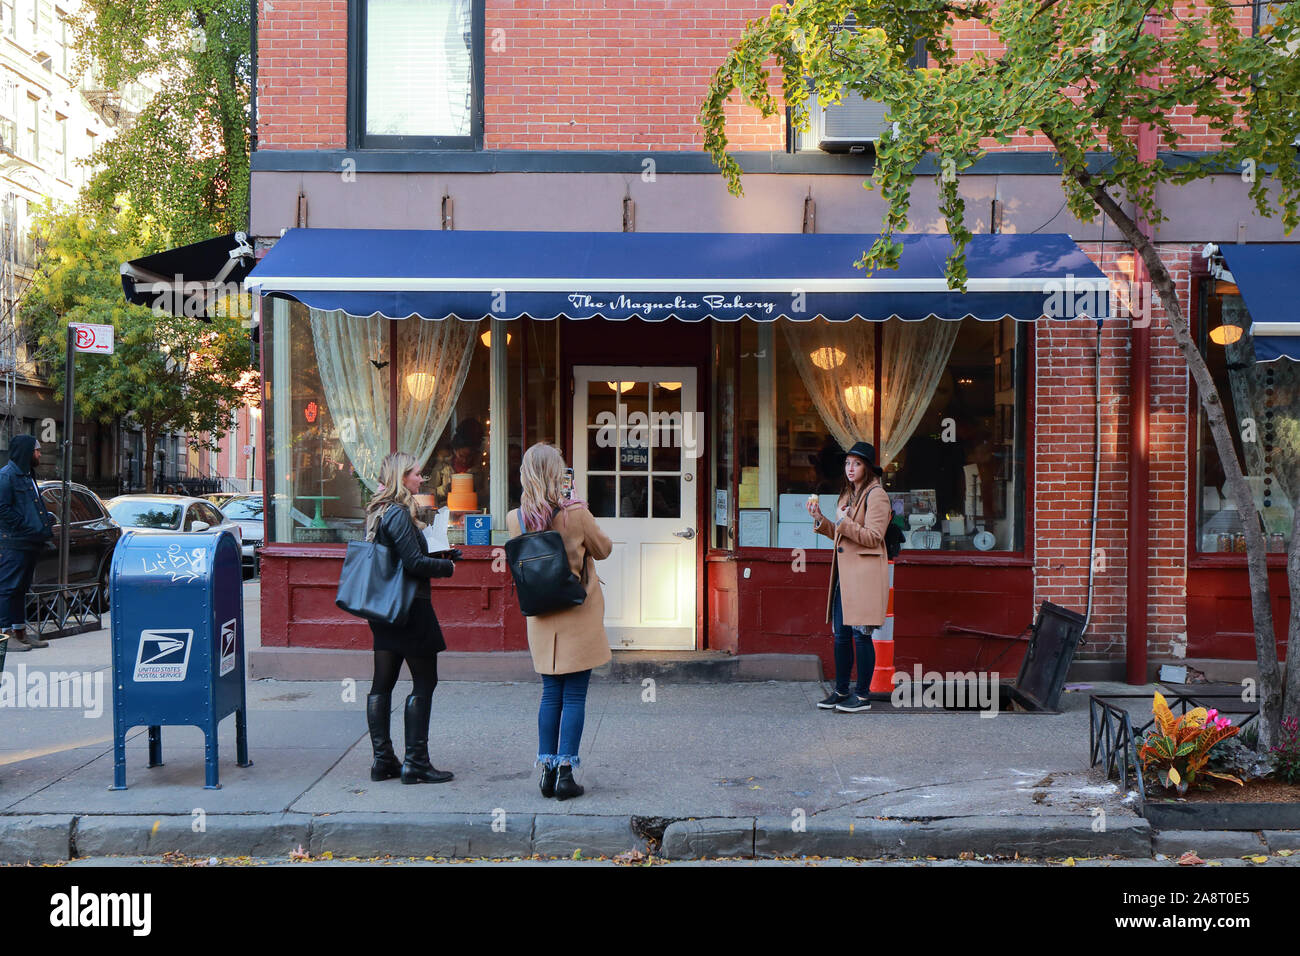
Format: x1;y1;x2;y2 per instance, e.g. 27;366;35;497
362;452;460;784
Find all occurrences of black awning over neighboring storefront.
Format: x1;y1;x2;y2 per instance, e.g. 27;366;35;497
120;232;255;320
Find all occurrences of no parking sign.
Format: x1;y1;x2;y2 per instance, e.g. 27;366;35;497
71;322;115;355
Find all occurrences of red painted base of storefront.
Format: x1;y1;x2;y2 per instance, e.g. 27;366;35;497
1187;561;1292;662
263;546;1049;679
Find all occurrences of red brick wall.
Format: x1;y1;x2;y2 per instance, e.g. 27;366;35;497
257;0;349;150
257;1;1249;153
1034;242;1193;663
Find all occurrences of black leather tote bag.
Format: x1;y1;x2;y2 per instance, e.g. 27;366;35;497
335;524;417;626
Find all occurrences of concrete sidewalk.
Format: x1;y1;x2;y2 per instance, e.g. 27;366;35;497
0;583;1292;864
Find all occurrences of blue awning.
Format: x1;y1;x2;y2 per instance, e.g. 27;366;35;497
245;229;1109;323
1217;244;1300;363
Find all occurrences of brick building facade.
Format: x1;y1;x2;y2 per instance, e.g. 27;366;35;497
246;0;1293;681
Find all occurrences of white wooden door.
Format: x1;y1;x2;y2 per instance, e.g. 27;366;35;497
572;366;698;650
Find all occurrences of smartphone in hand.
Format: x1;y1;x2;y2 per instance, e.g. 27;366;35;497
563;467;574;500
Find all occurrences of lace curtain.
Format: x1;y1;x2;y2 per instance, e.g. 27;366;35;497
1222;297;1300;525
309;310;477;490
782;318;960;465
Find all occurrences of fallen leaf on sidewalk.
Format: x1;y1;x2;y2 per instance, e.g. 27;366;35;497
1177;852;1205;866
1248;855;1268;864
1062;857;1076;866
1277;850;1293;857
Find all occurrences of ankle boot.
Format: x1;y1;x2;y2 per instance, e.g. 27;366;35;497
401;694;453;784
3;630;31;652
539;764;557;798
366;693;402;781
554;764;584;801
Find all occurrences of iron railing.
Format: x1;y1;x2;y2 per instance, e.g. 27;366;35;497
1089;691;1261;802
24;582;103;638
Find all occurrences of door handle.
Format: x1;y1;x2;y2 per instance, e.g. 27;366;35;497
672;528;695;539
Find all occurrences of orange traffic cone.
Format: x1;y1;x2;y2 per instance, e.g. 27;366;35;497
869;559;896;695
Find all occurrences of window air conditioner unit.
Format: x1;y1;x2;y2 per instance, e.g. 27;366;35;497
799;90;891;153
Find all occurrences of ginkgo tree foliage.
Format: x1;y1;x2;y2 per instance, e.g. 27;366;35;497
69;0;251;242
700;0;1300;744
21;202;256;493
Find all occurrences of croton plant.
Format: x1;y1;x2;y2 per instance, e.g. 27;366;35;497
1139;693;1243;795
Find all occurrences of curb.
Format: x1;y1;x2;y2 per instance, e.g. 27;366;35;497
0;812;1296;863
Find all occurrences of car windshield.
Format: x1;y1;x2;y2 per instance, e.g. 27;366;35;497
223;498;263;520
109;501;183;530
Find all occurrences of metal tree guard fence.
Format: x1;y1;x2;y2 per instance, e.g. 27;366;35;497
1089;691;1261;803
25;582;104;638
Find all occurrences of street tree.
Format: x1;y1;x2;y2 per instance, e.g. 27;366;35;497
701;0;1300;743
70;0;251;242
21;202;256;492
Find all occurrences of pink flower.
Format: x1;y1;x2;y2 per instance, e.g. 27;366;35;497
1206;709;1218;721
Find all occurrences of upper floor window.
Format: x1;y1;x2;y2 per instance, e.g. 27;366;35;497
351;0;482;149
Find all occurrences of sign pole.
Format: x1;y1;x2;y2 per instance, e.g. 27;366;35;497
59;322;74;588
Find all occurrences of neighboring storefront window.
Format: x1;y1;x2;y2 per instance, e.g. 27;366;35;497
1195;282;1298;552
716;316;1027;552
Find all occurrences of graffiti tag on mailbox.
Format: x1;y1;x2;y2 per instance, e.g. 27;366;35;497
138;544;207;582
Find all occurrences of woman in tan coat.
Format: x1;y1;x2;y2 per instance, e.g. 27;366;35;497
506;443;613;800
806;441;891;714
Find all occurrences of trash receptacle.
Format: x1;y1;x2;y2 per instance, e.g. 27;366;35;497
109;529;251;790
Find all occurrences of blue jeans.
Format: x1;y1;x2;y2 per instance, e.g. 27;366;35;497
537;669;592;769
0;548;38;631
832;581;876;696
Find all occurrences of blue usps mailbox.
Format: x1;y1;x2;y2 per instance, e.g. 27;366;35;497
109;529;252;790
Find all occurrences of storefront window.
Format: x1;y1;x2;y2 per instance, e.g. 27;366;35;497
506;319;558;511
714;316;1027;552
885;319;1026;552
1195;282;1298;552
264;301;482;544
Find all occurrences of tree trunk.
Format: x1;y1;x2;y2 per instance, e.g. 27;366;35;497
142;416;156;495
1074;176;1283;747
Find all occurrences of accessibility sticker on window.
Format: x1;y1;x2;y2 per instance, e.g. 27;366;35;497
133;629;194;682
219;618;237;677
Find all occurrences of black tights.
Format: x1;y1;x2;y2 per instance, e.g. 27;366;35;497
371;650;440;699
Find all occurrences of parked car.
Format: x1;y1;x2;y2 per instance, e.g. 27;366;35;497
106;496;242;555
33;482;123;610
203;492;240;510
220;494;264;574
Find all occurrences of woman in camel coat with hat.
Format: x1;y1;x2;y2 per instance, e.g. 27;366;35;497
806;441;892;713
506;443;613;801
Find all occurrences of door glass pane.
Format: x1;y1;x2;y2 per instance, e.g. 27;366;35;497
618;429;649;471
652;432;681;472
652;476;680;518
621;381;648;423
587;475;615;517
653;382;682;416
588;428;615;472
588;380;615;420
618;475;647;517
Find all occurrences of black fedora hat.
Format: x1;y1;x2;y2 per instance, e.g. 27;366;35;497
844;441;884;476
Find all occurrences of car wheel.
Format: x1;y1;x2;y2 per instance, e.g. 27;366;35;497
97;561;111;614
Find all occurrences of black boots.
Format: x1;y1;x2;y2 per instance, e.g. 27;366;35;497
400;694;453;784
554;764;584;801
366;694;402;781
539;764;558;797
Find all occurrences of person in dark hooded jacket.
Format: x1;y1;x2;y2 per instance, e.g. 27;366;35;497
0;434;56;655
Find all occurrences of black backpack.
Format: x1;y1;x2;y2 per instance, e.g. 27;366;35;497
505;506;588;616
869;486;905;560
